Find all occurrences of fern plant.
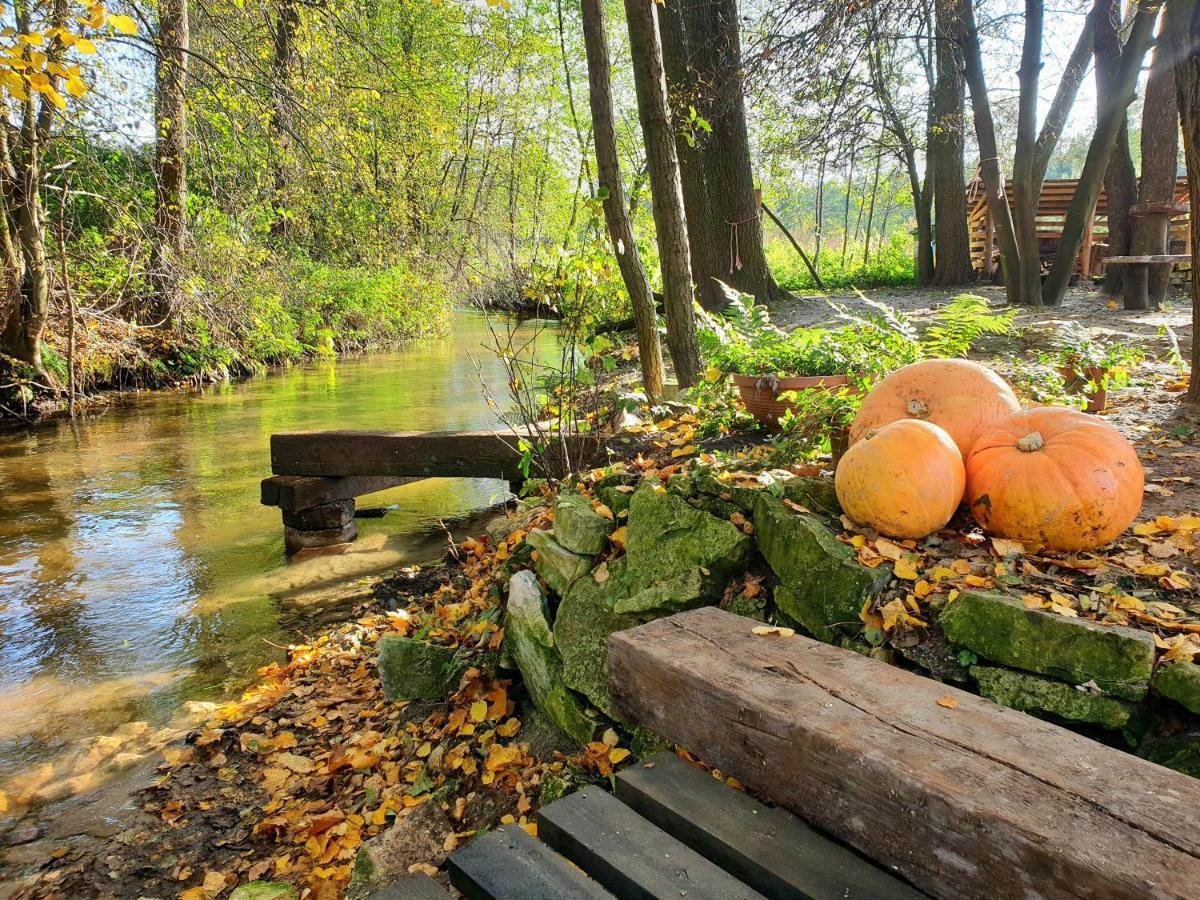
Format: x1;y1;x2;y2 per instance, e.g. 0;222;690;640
921;294;1018;358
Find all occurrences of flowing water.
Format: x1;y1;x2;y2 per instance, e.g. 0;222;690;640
0;310;546;789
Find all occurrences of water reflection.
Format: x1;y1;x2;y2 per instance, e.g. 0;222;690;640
0;311;549;784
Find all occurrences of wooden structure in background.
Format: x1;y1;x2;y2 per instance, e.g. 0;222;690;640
967;175;1190;279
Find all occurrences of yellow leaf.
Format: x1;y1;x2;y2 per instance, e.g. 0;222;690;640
751;625;795;637
0;790;8;813
108;14;138;35
893;557;920;580
608;747;631;765
74;37;97;55
670;444;697;458
609;526;627;548
416;741;432;758
470;699;488;723
937;696;959;709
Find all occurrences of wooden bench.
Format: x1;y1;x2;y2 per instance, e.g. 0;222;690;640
262;428;602;553
1104;253;1192;310
608;607;1200;900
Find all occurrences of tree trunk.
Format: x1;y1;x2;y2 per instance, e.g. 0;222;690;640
931;0;973;286
1011;0;1046;306
581;0;665;400
1132;14;1181;303
1095;0;1138;299
658;0;777;309
1164;0;1199;402
270;0;300;242
959;1;1021;304
625;0;701;388
1032;10;1096;190
149;0;189;325
1043;3;1158;306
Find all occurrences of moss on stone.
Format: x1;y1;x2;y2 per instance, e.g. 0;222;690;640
554;493;614;555
781;476;842;518
613;567;711;616
724;591;767;622
971;665;1137;729
940;591;1154;700
754;494;889;642
377;635;470;702
625;482;753;594
554;558;644;716
504;571;595;747
526;528;593;597
1153;662;1200;715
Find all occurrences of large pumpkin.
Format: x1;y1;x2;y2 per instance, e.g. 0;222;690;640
850;359;1020;457
835;419;965;540
965;407;1144;551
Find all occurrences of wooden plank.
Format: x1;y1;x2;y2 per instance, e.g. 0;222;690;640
270;429;602;480
1105;254;1191;264
366;874;452;899
607;607;1200;900
537;788;766;900
616;751;927;900
260;474;422;511
447;823;612;900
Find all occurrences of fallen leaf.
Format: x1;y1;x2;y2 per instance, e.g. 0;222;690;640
937;696;959;709
751;625;796;637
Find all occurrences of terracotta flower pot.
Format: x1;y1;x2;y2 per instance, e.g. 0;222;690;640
1057;365;1108;414
732;372;851;433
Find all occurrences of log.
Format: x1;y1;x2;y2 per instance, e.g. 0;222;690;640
260;474;421;512
607;607;1200;900
270;429;602;480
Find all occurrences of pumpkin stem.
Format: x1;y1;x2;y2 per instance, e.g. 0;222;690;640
1016;431;1045;453
906;399;929;418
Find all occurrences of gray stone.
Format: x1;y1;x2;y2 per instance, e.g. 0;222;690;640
971;666;1137;729
503;571;595;747
526;528;593;597
378;636;469;702
940;591;1155;700
692;466;762;513
348;802;454;898
754;494;889;642
554;558;644;716
625;482;753;594
554;493;614;555
596;484;634;515
1154;662;1200;714
230;884;298;900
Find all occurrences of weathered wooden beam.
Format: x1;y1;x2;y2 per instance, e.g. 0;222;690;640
270;429;602;480
261;474;422;512
608;607;1200;900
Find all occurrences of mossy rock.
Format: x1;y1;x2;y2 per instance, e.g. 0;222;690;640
971;665;1138;730
526;528;593;597
554;558;645;716
781;476;842;518
554;493;614;556
1154;662;1200;714
378;636;471;702
754;494;889;642
724;591;767;623
625;482;753;594
503;571;595;747
691;466;762;513
940;591;1154;700
1138;733;1200;779
613;567;712;616
230;885;297;900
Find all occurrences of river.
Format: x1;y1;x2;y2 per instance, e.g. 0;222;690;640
0;310;548;790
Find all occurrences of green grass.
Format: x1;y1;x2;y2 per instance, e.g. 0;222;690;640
767;231;915;293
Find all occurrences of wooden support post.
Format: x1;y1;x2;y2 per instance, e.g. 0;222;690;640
283;499;357;555
607;608;1200;900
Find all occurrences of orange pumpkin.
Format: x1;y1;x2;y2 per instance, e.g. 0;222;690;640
965;407;1144;551
835;419;966;540
850;359;1020;457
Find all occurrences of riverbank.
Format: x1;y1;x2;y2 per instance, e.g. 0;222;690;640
1;261;457;426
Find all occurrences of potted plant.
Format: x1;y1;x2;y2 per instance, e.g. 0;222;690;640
1045;331;1144;413
710;328;853;432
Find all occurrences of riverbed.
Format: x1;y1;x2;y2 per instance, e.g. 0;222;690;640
0;310;548;790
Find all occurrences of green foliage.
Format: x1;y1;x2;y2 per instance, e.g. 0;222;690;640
768;232;916;292
921;294;1019;358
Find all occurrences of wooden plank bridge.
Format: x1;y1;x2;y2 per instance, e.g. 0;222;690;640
371;607;1200;899
261;428;601;554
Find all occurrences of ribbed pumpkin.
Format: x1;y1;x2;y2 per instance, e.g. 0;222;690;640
835;419;965;540
965;407;1144;551
850;359;1020;457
